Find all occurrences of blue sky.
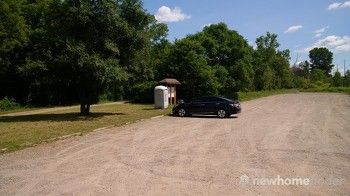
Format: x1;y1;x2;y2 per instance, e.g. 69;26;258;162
143;0;350;74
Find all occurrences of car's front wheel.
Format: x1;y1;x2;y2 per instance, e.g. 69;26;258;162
217;109;229;118
177;108;186;117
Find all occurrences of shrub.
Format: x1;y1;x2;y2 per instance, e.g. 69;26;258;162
309;81;330;89
130;81;158;103
0;97;20;111
293;76;311;89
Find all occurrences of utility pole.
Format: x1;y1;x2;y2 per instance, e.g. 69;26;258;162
344;60;346;76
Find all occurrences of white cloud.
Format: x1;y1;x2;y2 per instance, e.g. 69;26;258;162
202;23;212;28
314;26;328;38
295;61;303;65
303;35;350;53
327;1;350;10
155;6;190;23
328;2;342;10
284;25;303;33
248;41;257;49
315;33;322;38
344;1;350;7
314;27;328;34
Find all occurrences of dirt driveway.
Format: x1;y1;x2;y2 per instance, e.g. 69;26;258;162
0;93;349;195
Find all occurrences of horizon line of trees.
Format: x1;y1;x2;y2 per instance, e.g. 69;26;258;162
1;0;349;114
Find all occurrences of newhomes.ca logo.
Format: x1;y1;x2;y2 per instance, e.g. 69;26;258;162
239;174;344;186
240;174;309;186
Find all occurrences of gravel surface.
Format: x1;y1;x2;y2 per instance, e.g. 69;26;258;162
0;93;349;195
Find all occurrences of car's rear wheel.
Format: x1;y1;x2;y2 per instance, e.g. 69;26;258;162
217;109;228;118
178;108;186;117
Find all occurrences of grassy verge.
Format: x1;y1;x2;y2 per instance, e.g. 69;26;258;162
0;107;45;115
298;87;350;94
237;89;298;102
0;100;117;115
0;103;170;152
237;87;349;102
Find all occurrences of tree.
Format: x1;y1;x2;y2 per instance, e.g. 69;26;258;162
332;71;342;87
0;0;172;108
0;0;30;100
253;32;292;90
163;38;220;99
26;0;153;114
157;23;254;99
196;23;254;92
309;47;334;75
344;70;350;87
300;61;311;77
311;69;330;83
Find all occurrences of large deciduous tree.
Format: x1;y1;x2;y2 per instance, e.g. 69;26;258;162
0;0;155;115
194;23;254;92
0;0;30;100
163;38;221;99
253;32;293;90
309;47;334;76
47;0;153;115
159;23;255;99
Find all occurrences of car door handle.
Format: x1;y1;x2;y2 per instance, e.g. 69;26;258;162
200;104;205;106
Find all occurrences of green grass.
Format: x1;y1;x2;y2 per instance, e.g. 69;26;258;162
0;107;45;115
0;100;116;115
298;87;350;94
237;89;298;102
237;87;350;102
0;103;170;152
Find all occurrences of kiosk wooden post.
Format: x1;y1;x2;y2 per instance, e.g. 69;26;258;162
159;78;181;105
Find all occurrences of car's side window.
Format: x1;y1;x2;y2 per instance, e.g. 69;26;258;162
192;97;205;103
191;98;201;103
192;97;220;103
207;97;221;103
204;97;214;102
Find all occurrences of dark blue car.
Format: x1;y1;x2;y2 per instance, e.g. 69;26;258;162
172;96;241;118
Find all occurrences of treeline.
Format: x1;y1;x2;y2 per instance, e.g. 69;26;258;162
292;47;350;89
1;0;349;114
1;0;165;114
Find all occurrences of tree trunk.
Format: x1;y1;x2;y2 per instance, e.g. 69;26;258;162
80;103;90;115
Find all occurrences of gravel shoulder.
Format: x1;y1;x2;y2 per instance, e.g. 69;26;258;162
0;93;349;195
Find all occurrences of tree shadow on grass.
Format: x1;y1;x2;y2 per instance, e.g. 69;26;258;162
142;108;166;110
0;112;124;122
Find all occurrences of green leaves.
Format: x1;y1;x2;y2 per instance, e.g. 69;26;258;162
253;32;293;90
309;47;334;75
157;23;256;99
0;0;29;52
0;0;155;109
3;1;343;108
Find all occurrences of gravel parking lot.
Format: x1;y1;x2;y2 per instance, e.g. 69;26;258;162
0;93;349;195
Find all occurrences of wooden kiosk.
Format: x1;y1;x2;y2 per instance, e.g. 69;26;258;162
159;78;181;105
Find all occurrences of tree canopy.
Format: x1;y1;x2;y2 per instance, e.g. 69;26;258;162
0;0;346;114
253;32;292;90
0;0;160;114
309;47;334;75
